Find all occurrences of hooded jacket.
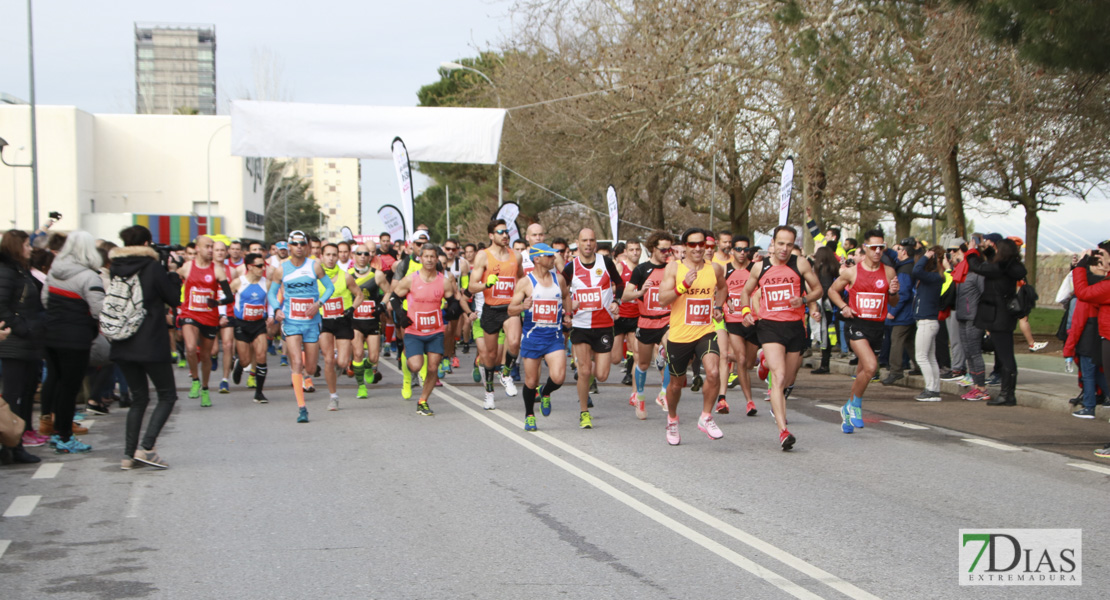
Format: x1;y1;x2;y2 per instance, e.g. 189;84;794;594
107;246;181;363
0;258;45;360
912;255;945;320
885;256;916;326
955;271;985;322
41;255;105;350
966;249;1027;332
1073;266;1110;342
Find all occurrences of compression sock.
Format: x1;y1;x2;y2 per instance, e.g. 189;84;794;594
503;352;518;376
485;363;500;393
292;373;305;408
523;385;537;417
634;365;647;394
255;365;267;392
662;366;671;389
540;377;562;397
352;359;365;383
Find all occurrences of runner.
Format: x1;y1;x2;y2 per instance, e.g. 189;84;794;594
230;252;272;403
828;229;900;433
442;239;470;377
562;228;626;429
337;241;353;271
389;244;462;416
622;231;674;419
267;230;335;423
350;243;391;399
212;240;236;393
268;241;288;270
176;235;234;407
721;235;760;417
318;243;363;411
469;219;525;409
739;226;824;450
393;230;434;398
657;228;728;445
614;239;642;386
508;243;571;431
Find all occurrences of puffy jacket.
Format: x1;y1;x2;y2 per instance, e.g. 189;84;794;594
912;255;944;320
1063;290;1102;359
107;246;182;363
966;249;1027;332
956;271;985;322
41;256;105;350
0;259;45;360
1073;266;1110;341
885;257;915;326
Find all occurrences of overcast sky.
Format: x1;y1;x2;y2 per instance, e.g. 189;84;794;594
1;0;1104;249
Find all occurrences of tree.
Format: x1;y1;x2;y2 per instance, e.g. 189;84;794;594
263;160;322;242
955;0;1110;73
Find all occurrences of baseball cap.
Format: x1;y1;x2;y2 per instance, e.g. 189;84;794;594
1007;235;1024;247
275;241;288;250
946;237;966;249
413;230;430;241
288;230;307;243
529;243;556;259
984;233;1004;243
899;237;916;248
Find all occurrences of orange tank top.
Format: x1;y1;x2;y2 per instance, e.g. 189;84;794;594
668;261;718;343
482;248;518;306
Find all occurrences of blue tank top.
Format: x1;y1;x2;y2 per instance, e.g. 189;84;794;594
234;275;270;321
523;272;563;338
282;258;320;321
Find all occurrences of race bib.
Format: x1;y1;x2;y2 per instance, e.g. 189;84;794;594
644;287;663;312
188;288;213;312
322;297;344;318
289;297;314;320
855;292;885;320
531;299;559;324
413;310;443;334
575;286;603;311
762;283;795;312
354;301;376;320
492;277;515;299
684;298;712;326
242;303;266;321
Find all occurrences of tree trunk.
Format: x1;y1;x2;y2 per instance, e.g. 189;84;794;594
894;212;914;241
940;141;968;238
1023;201;1040;290
801;163;826;255
645;174;666;230
730;185;750;239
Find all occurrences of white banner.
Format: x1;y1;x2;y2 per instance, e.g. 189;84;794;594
377;204;406;243
779;157;794;227
391;138;416;243
230;100;506;164
494;202;521;246
606;185;619;242
339;226;355;242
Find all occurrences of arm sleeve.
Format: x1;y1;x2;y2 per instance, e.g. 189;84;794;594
218;279;235;305
267;277;281;309
604;257;625;299
561;261;575;286
317;272;335;303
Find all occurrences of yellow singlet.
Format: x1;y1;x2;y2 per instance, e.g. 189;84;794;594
668;261;718;343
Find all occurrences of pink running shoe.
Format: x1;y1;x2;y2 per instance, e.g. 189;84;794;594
757;349;769;381
629;390;638;407
746;400;758;416
656;388;668;411
666;418;681;446
632;392;646;420
698;415;724;440
961;388;988;401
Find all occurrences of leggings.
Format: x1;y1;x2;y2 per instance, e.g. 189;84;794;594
44;347;91;441
990;329;1017;387
958;320;986;386
118;360;178;458
2;357;41;433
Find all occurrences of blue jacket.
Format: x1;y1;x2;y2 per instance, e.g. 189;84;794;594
886;257;915;326
912;255;944;320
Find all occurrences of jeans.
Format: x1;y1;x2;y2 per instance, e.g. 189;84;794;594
1;358;40;433
1079;354;1108;411
119;360;178;458
44;347;91;441
914;319;941;392
959;320;986;386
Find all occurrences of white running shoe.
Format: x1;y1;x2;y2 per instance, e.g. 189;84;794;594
698;415;724;440
633;392;646;420
666;419;680;446
656;388;668;411
484;390;496;410
501;374;518;397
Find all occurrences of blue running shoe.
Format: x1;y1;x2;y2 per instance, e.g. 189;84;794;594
540;395;551;417
840;404;854;434
297;407;309;423
437;361;447;378
280;355;289;367
525;415;537;431
849;404;864;429
219;380;230;394
55;437;92;454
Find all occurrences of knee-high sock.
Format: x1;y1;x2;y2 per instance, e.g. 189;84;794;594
504;352;518;375
255;365;267;392
541;377;562;397
485;363;500;392
634;366;647;394
662;366;671;389
352;359;365;383
401;353;411;377
291;372;305;408
523;385;537;416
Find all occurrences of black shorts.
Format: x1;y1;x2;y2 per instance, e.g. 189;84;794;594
666;333;719;377
177;316;218;340
352;318;381;336
219;315;234;329
320;316;354;340
480;304;512;335
844;319;884;353
613;316;638;335
755;320;807;353
570;327;614;354
725;321;760;346
635;325;668;346
234;318;268;343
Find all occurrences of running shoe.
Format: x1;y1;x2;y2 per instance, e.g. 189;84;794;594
303;377;316;393
21;431;45;447
840;404;854;434
665;419;680;445
438;361;447;378
133;448;168;469
200;389;212;408
346;366;354;378
690;374;703;392
589;379;599;395
451;356;460;369
188;379;201;399
247;373;257;388
727;372;738;388
219;380;230;394
540;395;552;417
327;398;339;411
715;396;730;415
1072;407;1096;419
779;429;796;451
401;372;413;399
961;388;988;401
524;415;537;432
232;357;243;384
211;356;218;372
914;390;941;402
587;397;594;408
177;357;187;369
941;369;964;381
253;391;269;404
656;388;668;411
484;391;496;411
280;356;289;367
47;434;61;448
579;411;593;429
697;415;724;440
757;349;768;381
55;437;92;454
848;403;864;429
297;407;309;423
444;358;454;374
1029;341;1048;352
746;400;757;416
784;385;793;400
957;375;974;387
121;458;146;471
356;384;368;399
621;371;633;386
473;364;482;383
1095;446;1110;458
501;374;518;397
635;395;646;420
417;402;434;416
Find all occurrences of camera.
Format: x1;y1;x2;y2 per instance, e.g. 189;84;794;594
48;211;62;220
152;243;185;270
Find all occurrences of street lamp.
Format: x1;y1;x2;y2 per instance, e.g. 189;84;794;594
440;61;504;207
206;121;232;234
0;137;32;167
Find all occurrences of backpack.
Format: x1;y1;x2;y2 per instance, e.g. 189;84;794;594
100;271;146;341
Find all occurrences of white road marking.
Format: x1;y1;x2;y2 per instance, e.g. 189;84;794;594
0;539;9;559
815;403;840;411
81;420;95;429
882;420;929;430
3;495;41;517
1067;462;1110;476
962;438;1020;452
126;483;148;518
425;372;883;600
32;463;63;479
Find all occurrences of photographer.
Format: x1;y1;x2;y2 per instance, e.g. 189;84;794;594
108;225;182;469
966;234;1027;406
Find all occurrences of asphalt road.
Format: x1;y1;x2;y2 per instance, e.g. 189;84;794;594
2;351;1107;599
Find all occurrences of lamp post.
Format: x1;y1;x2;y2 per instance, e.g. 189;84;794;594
440;61;504;207
206;121;232;234
0;138;30;227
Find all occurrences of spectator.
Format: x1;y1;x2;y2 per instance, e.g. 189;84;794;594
1064;250;1107;419
965;235;1026;406
0;229;46;464
912;246;946;400
881;241;916;385
810;246;840;374
956;243;990;401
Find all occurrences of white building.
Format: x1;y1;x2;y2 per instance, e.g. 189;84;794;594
0;105;263;245
287;157;361;240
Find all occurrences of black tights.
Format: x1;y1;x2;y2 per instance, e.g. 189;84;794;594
44;347;91;441
118;360;178;457
1;358;40;433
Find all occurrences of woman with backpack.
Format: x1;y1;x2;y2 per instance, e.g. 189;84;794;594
966;236;1027;406
106;225;181;470
912;246;946;401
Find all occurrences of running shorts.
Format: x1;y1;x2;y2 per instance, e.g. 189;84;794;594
178;316;217;340
404;331;445;357
321;316;354;340
521;330;566;360
570;327;614;354
844;319;884;353
666;332;719;377
635;325;668;346
755;319;807;353
613;316;638;336
480;304;511;335
234;318;268;344
282;318;321;344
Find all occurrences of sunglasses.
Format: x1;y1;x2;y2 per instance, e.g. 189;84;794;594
685;241;707;249
354;251;371;256
444;246;457;251
864;244;886;250
733;246;751;252
289;240;307;247
249;263;266;269
658;247;673;254
494;229;509;235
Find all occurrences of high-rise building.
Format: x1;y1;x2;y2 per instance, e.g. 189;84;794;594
135;23;216;115
287;158;362;239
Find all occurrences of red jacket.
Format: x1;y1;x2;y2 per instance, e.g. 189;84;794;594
1072;268;1110;341
1063;297;1097;358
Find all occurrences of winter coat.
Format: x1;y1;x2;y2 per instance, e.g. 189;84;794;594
0;259;45;360
966;250;1027;333
107;246;181;363
41;256;105;350
1073;266;1110;341
912;256;945;321
885;257;916;326
1063;283;1103;360
956;271;985;322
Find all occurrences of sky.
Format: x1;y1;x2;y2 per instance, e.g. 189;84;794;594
1;0;1105;249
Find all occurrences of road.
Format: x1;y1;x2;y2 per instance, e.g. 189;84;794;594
2;351;1106;599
